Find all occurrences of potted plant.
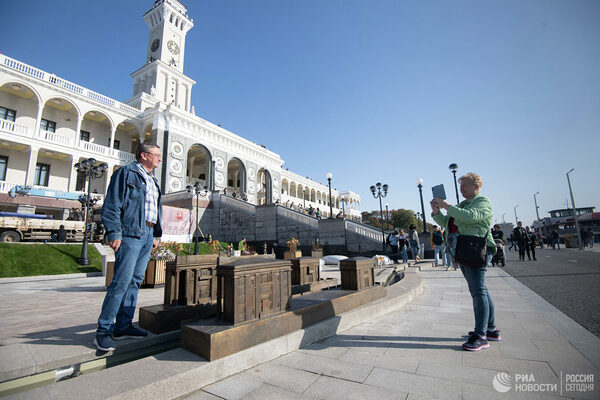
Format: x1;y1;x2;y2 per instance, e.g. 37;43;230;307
284;237;302;259
208;239;221;255
145;241;181;287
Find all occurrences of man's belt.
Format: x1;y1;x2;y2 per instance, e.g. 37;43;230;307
145;221;155;227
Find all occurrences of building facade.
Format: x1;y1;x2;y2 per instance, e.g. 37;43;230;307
0;0;361;221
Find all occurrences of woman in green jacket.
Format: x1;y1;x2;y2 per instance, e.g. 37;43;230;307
431;172;500;351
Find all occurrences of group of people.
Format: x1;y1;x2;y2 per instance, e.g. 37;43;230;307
278;200;323;219
579;227;596;248
511;222;538;261
386;225;426;265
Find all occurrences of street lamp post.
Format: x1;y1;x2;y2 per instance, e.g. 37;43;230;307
501;213;506;223
303;189;306;208
448;163;460;205
385;202;389;229
326;172;333;218
514;205;519;225
414;212;422;231
534;192;542;245
566;169;583;250
75;158;108;265
186;182;208;255
370;182;389;252
416;178;427;233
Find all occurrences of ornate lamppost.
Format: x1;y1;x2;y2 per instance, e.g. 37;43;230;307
370;182;389;252
514;205;519;225
534;192;542;246
75;158;108;265
416;178;427;233
187;182;208;255
326;172;333;218
448;163;459;205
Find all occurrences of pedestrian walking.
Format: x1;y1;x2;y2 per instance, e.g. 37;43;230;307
94;142;163;352
430;225;446;267
398;229;409;263
431;172;500;351
513;222;527;261
551;229;560;249
388;230;399;263
525;226;537;261
408;224;421;261
587;228;595;248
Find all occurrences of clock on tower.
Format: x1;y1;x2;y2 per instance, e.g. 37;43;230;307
129;0;196;112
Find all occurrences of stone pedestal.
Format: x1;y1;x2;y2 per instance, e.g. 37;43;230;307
142;260;166;288
290;257;320;286
339;257;375;291
283;250;302;260
216;256;291;325
311;249;323;258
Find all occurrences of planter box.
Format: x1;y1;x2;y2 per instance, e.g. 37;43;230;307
284;250;302;260
105;260;166;288
290;257;320;286
164;254;219;306
339;257;375;291
216;256;291;325
143;260;166;287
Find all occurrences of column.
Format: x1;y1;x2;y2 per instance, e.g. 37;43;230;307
75;115;83;148
185;84;191;112
104;163;115;195
109;125;116;156
33;100;43;139
25;146;40;186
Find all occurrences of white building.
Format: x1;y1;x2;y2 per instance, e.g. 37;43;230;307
0;0;361;221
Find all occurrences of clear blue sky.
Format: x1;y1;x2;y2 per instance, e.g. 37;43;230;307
2;0;599;226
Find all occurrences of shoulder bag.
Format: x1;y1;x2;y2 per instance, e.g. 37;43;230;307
455;230;489;268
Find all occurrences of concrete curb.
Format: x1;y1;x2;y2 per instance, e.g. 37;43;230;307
0;272;103;284
12;272;424;400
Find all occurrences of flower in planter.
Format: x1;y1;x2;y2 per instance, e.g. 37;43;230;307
208;240;221;254
287;237;300;252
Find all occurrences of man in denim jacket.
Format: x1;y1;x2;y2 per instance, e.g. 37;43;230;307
93;143;162;352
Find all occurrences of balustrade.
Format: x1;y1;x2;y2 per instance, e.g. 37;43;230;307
35;129;72;146
0;120;31;138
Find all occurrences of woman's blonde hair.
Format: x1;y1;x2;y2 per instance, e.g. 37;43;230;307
458;172;483;193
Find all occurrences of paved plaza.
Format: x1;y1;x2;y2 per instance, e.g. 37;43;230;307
1;253;599;399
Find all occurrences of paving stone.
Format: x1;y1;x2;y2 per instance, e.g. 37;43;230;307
182;390;223;400
365;367;463;400
202;374;264;400
303;375;408;400
339;348;420;373
241;362;320;394
243;382;320;400
274;351;373;383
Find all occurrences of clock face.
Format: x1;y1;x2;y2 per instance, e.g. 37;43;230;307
151;39;160;52
167;40;180;55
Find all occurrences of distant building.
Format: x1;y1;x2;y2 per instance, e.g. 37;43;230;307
0;0;361;220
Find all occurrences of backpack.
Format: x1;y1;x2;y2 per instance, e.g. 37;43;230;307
432;230;443;245
386;233;392;245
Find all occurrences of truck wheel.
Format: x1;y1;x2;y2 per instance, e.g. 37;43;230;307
0;231;21;243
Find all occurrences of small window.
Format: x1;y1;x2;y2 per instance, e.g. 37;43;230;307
0;107;16;122
34;163;50;187
113;140;120;150
76;170;86;191
40;119;56;133
80;130;90;142
0;155;8;181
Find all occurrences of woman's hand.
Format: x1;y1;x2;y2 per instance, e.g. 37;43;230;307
434;197;451;210
430;200;440;215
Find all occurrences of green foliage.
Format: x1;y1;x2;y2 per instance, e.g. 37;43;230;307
363;208;434;232
0;243;102;277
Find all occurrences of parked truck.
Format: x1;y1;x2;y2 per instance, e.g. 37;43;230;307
0;212;85;243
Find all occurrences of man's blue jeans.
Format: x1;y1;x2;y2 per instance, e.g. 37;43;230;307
459;254;495;338
97;225;153;335
400;246;408;262
434;244;446;265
